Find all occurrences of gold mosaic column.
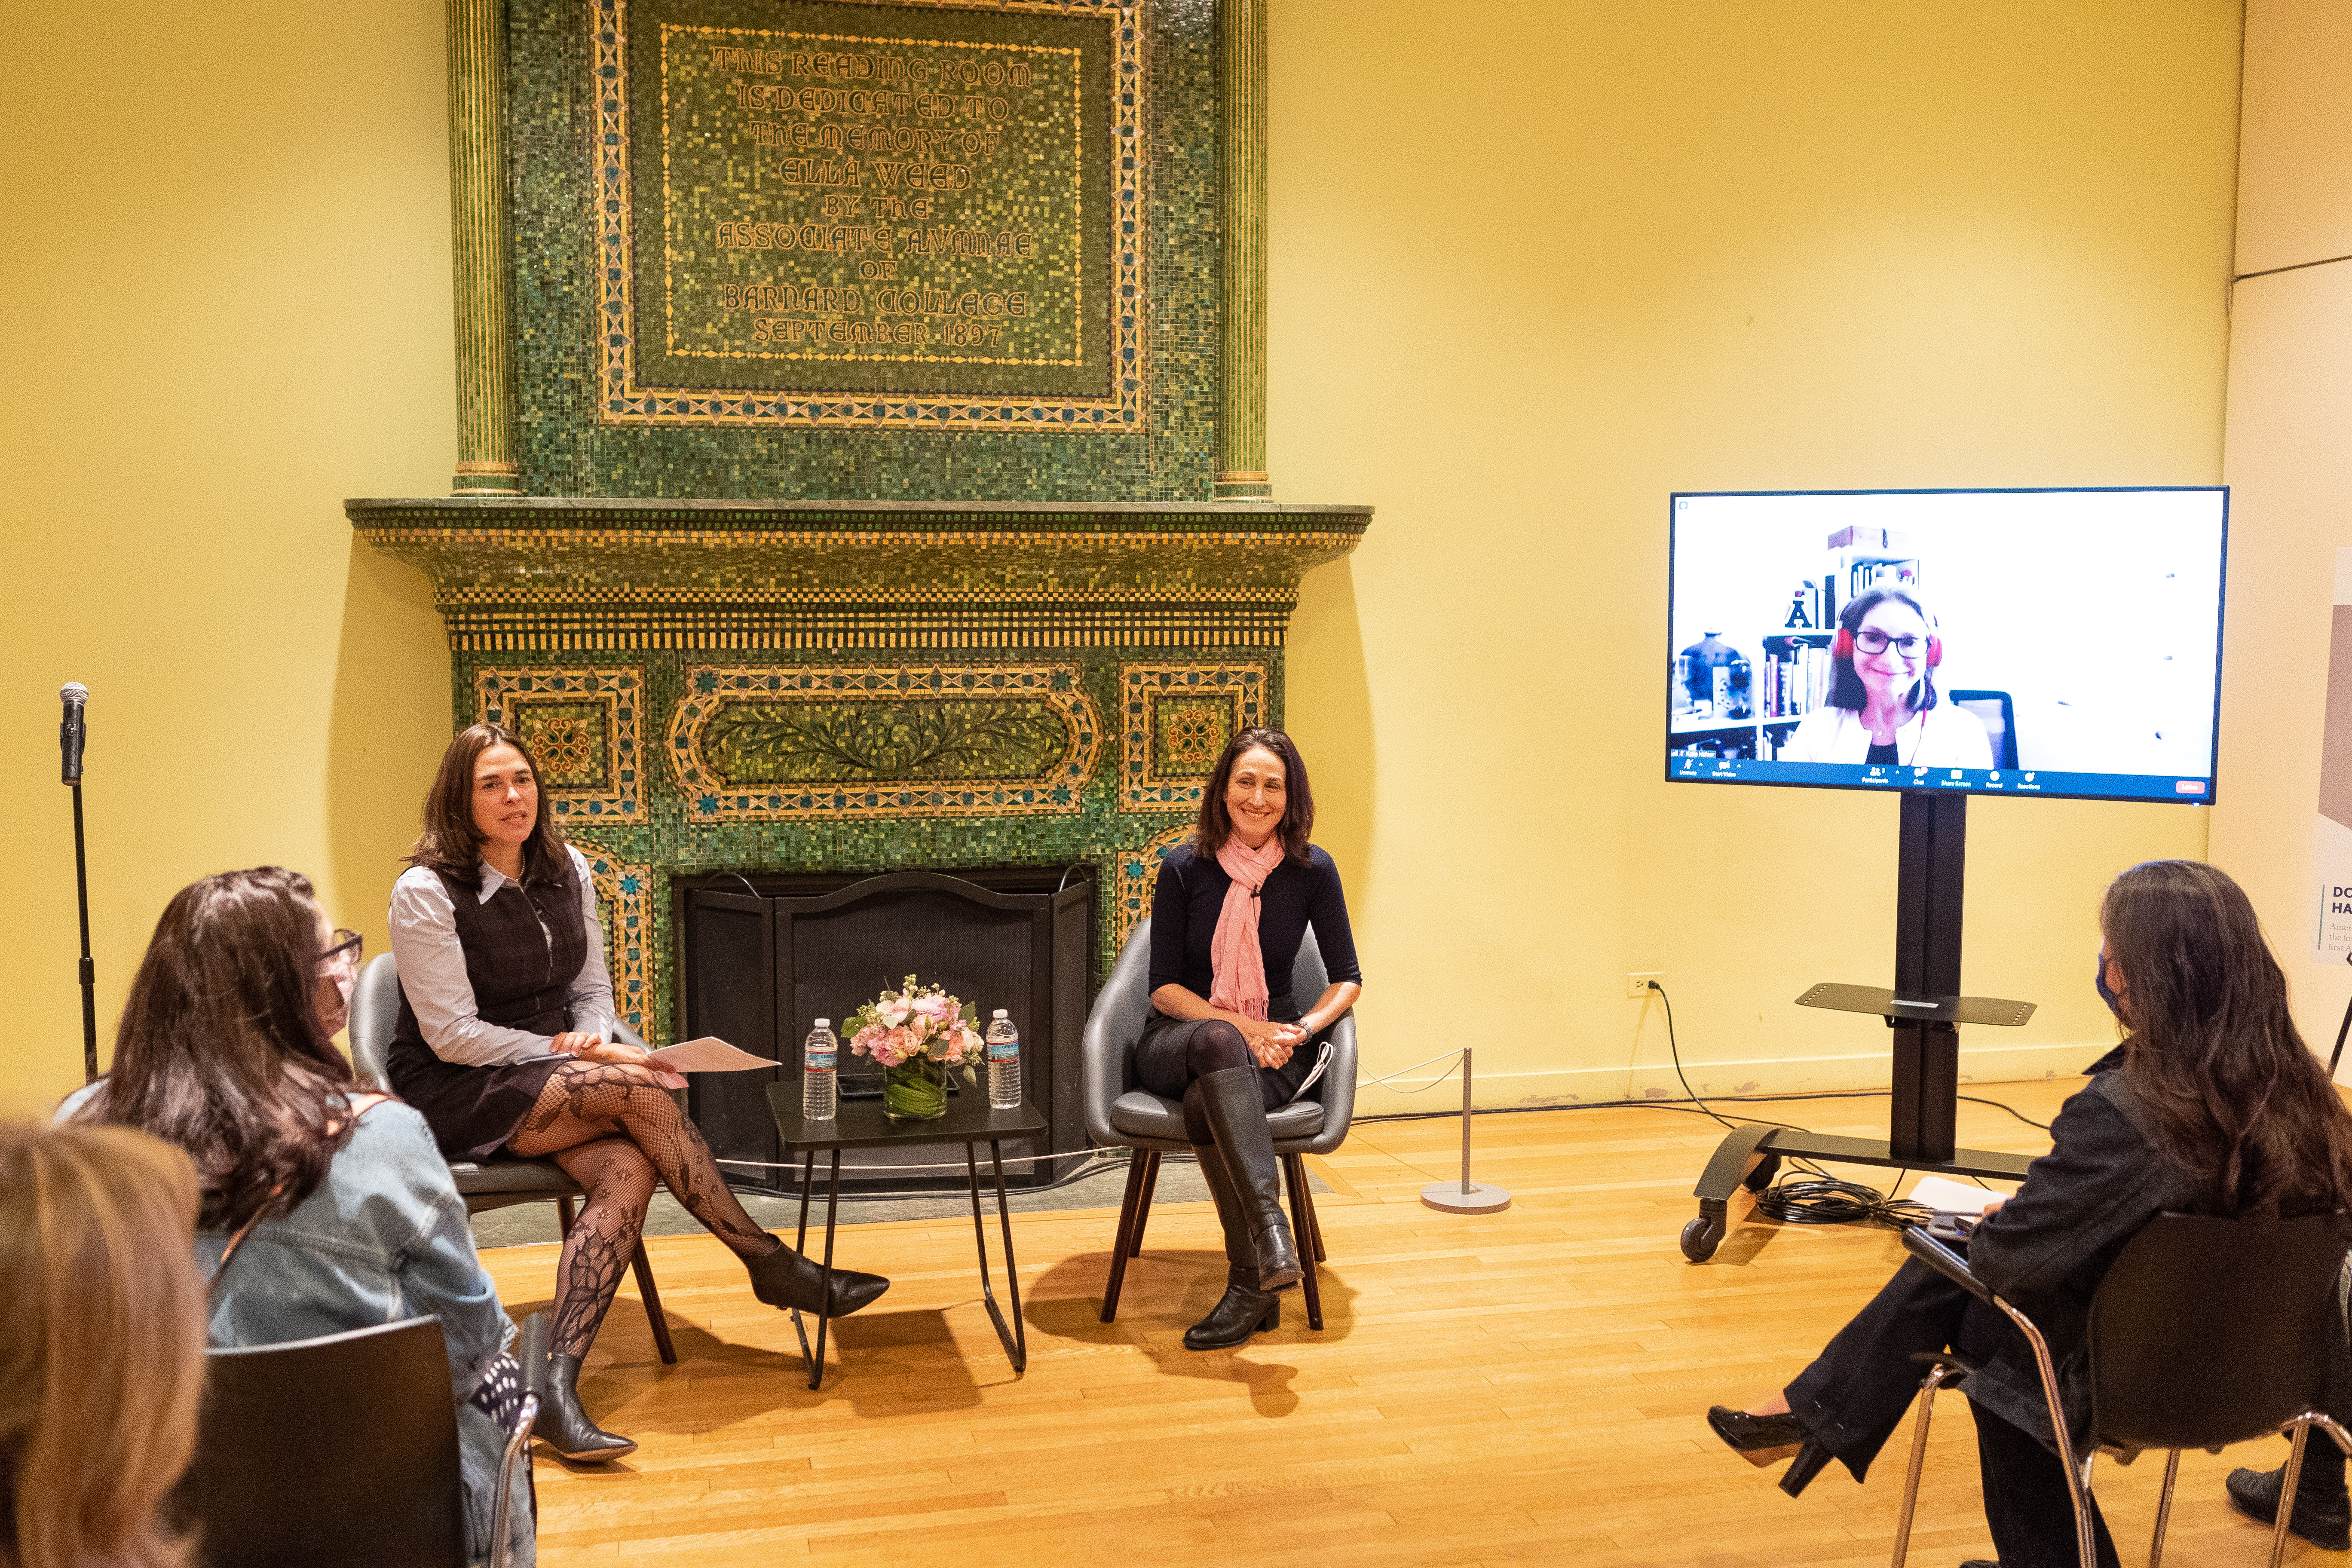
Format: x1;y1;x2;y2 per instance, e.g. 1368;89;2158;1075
448;0;521;496
1214;0;1272;502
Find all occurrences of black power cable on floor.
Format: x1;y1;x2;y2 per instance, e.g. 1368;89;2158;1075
1648;978;2033;1219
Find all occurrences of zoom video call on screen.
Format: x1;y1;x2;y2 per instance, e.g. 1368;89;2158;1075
1666;488;2228;805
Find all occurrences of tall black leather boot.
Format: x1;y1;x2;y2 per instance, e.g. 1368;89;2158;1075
540;1352;636;1461
1182;1141;1283;1350
745;1237;891;1317
1195;1066;1302;1292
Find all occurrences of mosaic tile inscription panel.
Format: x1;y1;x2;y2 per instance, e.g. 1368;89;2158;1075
598;0;1141;431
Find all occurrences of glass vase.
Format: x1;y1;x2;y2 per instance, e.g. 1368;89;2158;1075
882;1055;950;1123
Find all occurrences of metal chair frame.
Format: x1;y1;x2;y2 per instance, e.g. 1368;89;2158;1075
1894;1224;2352;1568
1079;917;1357;1330
350;953;677;1364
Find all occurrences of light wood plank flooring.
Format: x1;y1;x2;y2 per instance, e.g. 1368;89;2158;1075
476;1082;2341;1565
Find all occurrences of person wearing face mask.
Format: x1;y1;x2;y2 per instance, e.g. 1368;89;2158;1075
387;723;888;1462
1699;861;2352;1568
1138;728;1363;1350
59;866;536;1568
1777;586;1995;768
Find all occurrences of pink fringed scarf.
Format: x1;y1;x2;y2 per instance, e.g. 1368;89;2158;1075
1208;835;1288;1020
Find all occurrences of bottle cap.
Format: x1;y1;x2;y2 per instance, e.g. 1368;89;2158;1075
992;1009;1008;1018
814;1018;830;1028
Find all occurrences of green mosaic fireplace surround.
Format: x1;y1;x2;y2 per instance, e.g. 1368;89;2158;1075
351;497;1369;1041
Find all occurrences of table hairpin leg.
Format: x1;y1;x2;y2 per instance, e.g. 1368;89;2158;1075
788;1148;817;1370
964;1138;1028;1372
790;1150;841;1390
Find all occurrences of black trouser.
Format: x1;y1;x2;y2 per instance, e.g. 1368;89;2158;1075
1786;1257;2119;1568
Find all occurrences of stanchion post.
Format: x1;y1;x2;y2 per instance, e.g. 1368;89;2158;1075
1421;1046;1512;1214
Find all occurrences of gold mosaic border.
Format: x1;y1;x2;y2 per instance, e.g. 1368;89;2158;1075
665;662;1102;819
570;835;659;1043
1113;820;1193;951
475;666;647;823
1118;662;1265;812
594;0;1145;431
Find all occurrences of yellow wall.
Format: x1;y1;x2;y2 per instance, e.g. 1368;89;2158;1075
1271;1;2240;1110
2;2;2243;1118
2209;0;2352;1065
0;0;457;1117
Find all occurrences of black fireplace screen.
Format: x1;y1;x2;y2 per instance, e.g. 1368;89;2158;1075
677;867;1094;1192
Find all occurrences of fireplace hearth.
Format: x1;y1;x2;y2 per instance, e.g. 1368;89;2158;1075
679;866;1093;1192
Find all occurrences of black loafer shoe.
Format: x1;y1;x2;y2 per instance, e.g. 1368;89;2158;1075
2227;1463;2352;1550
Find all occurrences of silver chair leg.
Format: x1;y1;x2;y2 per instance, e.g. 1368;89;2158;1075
1889;1364;1960;1568
2272;1422;2314;1568
2147;1449;2181;1568
488;1391;539;1568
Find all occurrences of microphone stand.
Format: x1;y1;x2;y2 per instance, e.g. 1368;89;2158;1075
71;783;96;1081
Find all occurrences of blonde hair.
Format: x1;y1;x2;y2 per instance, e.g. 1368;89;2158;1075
0;1123;206;1568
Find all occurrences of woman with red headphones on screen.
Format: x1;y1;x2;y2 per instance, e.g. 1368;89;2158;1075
1778;586;1995;768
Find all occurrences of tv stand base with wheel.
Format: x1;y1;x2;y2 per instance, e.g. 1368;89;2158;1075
1681;1122;2035;1262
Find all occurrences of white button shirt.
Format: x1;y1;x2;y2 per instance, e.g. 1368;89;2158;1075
387;845;617;1067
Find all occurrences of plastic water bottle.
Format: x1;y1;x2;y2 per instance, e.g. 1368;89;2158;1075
986;1010;1022;1109
802;1019;837;1121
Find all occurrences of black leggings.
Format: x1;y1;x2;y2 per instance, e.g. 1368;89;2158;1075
1785;1256;2120;1568
1132;1014;1308;1142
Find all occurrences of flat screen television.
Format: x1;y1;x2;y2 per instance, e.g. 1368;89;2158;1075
1666;487;2228;804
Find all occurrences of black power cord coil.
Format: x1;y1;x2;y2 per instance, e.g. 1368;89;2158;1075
1752;1175;1932;1229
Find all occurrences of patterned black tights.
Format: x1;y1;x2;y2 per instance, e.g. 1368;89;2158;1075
508;1062;780;1357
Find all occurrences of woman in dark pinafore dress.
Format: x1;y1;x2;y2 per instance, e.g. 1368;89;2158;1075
386;723;890;1461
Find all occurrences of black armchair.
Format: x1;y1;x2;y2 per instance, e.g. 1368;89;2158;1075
1894;1214;2352;1568
175;1312;545;1568
1078;916;1358;1329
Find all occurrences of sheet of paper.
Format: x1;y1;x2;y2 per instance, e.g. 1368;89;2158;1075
643;1036;779;1072
1908;1175;2004;1215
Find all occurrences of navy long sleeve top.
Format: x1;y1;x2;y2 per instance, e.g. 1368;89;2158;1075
1147;842;1363;1015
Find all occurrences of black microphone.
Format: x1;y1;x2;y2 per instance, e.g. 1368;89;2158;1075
60;682;87;786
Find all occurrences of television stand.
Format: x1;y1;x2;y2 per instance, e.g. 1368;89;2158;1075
1679;791;2040;1262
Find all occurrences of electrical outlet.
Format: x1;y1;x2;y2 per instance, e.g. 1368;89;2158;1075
1627;971;1662;998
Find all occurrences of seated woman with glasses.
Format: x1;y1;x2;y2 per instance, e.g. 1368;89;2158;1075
1;1119;208;1568
386;723;887;1462
61;866;536;1567
1776;586;1995;768
1703;860;2352;1568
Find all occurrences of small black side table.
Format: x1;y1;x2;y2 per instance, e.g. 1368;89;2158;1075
765;1085;1046;1388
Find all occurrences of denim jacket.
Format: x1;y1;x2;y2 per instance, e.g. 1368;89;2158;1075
60;1085;534;1568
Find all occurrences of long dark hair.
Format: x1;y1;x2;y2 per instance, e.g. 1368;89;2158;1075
1830;586;1942;713
1195;727;1316;863
2106;860;2352;1217
406;722;570;886
81;867;356;1232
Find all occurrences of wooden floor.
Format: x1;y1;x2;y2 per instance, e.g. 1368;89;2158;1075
478;1081;2342;1566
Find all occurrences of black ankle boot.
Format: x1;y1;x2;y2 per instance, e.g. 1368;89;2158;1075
1185;1266;1284;1350
745;1238;891;1317
540;1352;635;1462
1196;1067;1302;1292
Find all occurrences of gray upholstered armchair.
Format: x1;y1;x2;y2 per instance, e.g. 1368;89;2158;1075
1081;916;1358;1328
349;952;676;1363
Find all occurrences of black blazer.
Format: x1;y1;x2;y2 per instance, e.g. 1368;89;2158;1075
1962;1048;2188;1445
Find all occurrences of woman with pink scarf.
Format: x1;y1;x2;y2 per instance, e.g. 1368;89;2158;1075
1138;728;1363;1350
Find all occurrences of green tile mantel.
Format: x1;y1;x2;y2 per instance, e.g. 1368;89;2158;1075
346;498;1371;646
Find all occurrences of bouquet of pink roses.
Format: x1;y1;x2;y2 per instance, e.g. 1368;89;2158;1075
845;975;984;1078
